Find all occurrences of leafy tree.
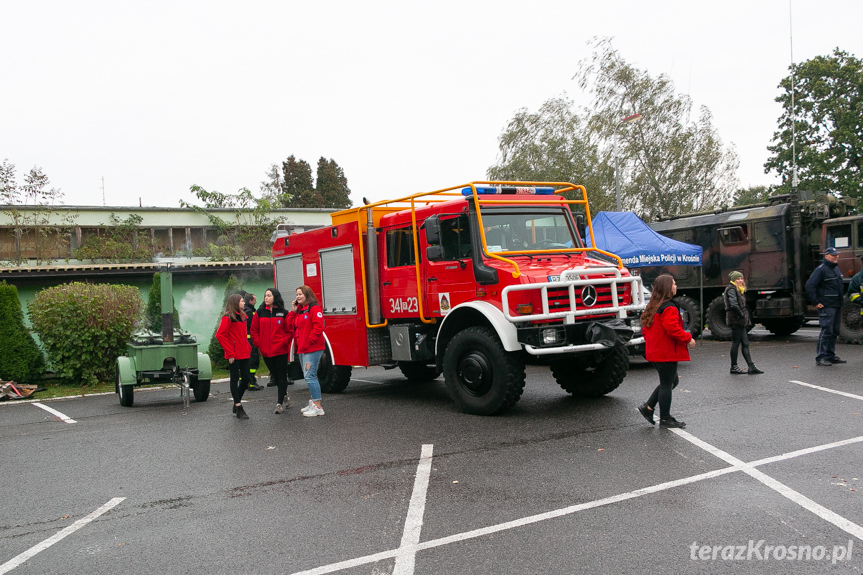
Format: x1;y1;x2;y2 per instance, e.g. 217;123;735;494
733;185;774;207
765;48;863;199
0;281;45;384
487;97;609;208
260;163;284;205
74;214;152;263
316;157;352;209
207;274;243;369
282;155;322;208
145;272;182;332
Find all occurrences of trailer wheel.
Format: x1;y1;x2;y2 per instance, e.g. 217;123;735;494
117;367;134;407
763;317;805;338
192;376;211;402
318;348;352;393
443;327;525;415
673;295;702;338
839;296;863;344
398;362;440;382
706;296;733;340
551;345;629;397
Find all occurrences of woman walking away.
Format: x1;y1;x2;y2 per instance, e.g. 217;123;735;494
637;274;695;429
252;288;292;414
287;285;326;417
724;271;763;375
216;294;252;420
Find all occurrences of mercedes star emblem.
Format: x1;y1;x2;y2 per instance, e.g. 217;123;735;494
581;285;598;307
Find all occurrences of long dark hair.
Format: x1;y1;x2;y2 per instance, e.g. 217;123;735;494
223;293;245;321
296;285;319;308
641;274;675;328
266;287;285;310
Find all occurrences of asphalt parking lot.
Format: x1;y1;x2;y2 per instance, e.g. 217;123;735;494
1;324;861;574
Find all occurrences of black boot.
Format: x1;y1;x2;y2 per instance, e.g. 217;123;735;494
747;365;764;374
659;416;686;429
235;405;249;419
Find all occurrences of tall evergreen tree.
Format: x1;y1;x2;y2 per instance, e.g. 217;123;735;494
281;155;322;208
316;157;352;209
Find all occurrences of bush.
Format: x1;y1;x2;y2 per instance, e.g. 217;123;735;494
207;274;243;370
0;281;45;383
28;282;143;385
145;272;181;332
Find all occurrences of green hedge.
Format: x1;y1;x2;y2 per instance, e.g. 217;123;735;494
28;282;143;385
0;281;45;384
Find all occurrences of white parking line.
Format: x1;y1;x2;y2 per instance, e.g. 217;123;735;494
288;435;863;575
393;444;433;575
32;402;76;424
672;429;863;541
0;497;125;574
790;380;863;401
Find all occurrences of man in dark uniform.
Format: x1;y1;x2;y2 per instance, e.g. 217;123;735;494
241;291;264;390
805;247;846;366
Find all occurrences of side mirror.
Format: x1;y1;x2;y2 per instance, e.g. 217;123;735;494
426;245;443;261
575;214;586;244
425;215;441;245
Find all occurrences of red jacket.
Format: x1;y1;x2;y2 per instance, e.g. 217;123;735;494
643;302;692;363
216;314;251;360
287;304;325;354
251;305;291;358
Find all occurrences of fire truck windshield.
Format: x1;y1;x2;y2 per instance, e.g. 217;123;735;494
480;207;582;252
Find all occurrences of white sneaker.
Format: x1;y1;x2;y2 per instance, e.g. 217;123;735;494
303;404;325;417
274;403;284;414
300;400;315;413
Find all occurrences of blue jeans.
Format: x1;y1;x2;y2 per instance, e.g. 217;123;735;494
816;307;842;361
300;349;324;401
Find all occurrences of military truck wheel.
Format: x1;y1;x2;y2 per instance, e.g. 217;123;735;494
443;327;525;415
318;348;352;393
192;376;211;402
551;345;629;397
763;317;805;338
117;368;134;407
706;296;733;340
839;296;863;344
673;295;702;338
398;362;440;382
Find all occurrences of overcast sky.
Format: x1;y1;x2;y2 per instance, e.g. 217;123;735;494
2;1;861;209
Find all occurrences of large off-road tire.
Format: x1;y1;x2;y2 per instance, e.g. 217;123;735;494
117;367;134;407
763;316;805;338
398;362;440;382
706;296;733;340
318;347;352;393
442;327;525;415
192;375;211;402
550;345;629;397
672;295;702;338
839;296;863;344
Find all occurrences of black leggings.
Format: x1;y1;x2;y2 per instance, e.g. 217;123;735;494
263;354;289;404
229;358;251;405
647;362;679;420
730;326;752;367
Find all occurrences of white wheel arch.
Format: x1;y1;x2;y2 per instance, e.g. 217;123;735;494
436;300;520;354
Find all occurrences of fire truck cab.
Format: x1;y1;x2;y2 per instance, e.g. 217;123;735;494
273;182;645;415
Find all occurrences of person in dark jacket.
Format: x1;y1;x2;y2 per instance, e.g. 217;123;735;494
287;285;327;417
216;293;252;419
240;292;264;391
805;247;846;366
724;271;763;375
637;274;695;429
251;288;292;414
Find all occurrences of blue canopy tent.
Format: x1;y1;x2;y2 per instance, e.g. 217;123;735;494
586;211;704;336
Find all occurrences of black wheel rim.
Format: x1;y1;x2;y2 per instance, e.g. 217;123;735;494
456;351;493;396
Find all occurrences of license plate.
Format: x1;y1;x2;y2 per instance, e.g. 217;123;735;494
548;275;561;282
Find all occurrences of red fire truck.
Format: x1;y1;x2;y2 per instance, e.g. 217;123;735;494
273;181;645;415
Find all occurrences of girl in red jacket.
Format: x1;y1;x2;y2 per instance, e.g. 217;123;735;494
251;287;293;414
637;274;695;429
216;293;252;420
287;285;326;417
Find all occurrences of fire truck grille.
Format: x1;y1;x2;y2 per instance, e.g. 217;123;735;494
546;285;618;313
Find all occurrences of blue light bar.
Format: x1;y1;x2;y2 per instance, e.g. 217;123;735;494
461;186;556;196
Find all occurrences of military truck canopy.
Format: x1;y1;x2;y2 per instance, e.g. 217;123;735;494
587;211;702;267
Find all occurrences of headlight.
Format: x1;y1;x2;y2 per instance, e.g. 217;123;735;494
542;328;562;345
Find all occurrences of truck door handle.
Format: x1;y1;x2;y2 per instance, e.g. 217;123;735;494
382;281;392;286
427;277;438;283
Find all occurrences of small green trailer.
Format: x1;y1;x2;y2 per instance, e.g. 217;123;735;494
115;265;212;408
